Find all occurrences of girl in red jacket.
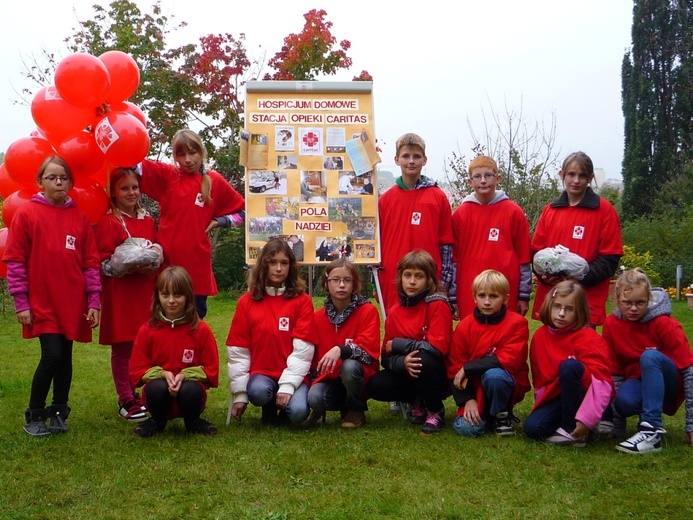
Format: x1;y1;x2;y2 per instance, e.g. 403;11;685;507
603;269;693;453
129;266;219;437
449;270;530;437
138;129;245;318
3;156;101;437
304;258;381;428
227;239;317;426
524;280;613;446
366;250;453;434
95;168;163;422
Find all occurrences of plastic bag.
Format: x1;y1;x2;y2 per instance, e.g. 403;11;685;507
533;245;589;280
102;238;161;278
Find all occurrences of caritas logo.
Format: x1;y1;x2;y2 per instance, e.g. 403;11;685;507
95;117;120;154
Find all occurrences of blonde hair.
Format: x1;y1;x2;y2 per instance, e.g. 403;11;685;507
472;269;509;297
172;129;212;204
538;280;590;330
468;155;498;177
614;268;652;305
395;250;442;295
395;133;426;156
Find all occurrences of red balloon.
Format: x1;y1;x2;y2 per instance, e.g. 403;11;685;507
93;111;150;167
1;189;35;228
57;131;106;182
0;163;26;199
110;101;147;127
0;228;8;278
70;182;109;224
31;85;95;141
99;51;140;103
5;137;56;188
55;53;111;108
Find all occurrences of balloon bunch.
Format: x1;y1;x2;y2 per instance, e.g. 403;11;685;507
0;51;149;237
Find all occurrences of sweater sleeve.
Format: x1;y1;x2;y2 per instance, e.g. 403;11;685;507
682;365;693;434
575;375;614;429
227;346;250;404
278;338;314;395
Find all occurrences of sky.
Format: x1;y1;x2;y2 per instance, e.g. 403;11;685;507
0;0;634;182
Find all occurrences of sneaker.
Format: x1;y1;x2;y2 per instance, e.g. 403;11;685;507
597;420;614;435
545;427;587;447
23;409;51;437
494;412;515;436
341;410;365;429
410;401;427;425
616;422;665;454
186;417;218;436
420;408;445;434
389;401;401;413
47;405;71;434
118;400;148;422
133;418;164;438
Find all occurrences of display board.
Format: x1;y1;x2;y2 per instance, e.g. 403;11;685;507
242;81;381;265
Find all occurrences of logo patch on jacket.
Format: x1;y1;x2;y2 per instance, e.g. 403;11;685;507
279;317;290;331
182;349;194;363
65;235;76;250
411;212;421;225
195;193;205;207
488;228;499;241
572;226;585;240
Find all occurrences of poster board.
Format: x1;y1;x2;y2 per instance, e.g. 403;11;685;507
242;81;380;265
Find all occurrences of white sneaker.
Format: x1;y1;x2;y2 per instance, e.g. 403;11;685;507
616;422;665;454
545;427;586;447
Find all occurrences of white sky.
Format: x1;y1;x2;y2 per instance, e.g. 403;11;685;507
1;0;633;181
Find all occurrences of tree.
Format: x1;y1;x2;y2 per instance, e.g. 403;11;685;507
621;0;693;220
444;100;561;231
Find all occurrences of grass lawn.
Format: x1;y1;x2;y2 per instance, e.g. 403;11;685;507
0;293;691;519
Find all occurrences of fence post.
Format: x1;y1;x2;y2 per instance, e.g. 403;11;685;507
676;265;683;300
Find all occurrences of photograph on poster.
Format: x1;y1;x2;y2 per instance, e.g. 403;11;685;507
249;217;283;241
337;171;358;194
277;154;298;169
323;156;344;170
251;133;268;145
345;217;376;240
248;170;286;194
356;243;376;259
266;197;300;220
355;172;373;195
275;127;294;151
328;197;362;220
288;234;305;261
315;236;346;262
300;170;327;203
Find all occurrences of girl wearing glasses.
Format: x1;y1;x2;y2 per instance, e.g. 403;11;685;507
531;152;623;326
226;238;317;426
524;281;613;446
304;258;380;428
602;269;693;453
3;156;101;437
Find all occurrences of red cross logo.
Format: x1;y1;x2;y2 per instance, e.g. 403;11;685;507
302;132;319;147
488;228;499;241
279;317;290;331
411;212;421;225
573;226;585;240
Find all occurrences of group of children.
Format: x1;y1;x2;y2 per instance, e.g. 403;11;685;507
2;130;692;455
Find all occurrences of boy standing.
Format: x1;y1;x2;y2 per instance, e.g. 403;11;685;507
448;270;530;437
451;155;531;319
377;133;454;314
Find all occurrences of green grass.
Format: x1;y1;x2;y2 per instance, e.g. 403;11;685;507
1;295;692;519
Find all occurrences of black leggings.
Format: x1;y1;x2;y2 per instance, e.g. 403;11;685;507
367;350;447;412
29;334;73;410
144;379;206;426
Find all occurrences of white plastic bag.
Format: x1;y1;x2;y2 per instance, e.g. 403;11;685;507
102;238;161;277
533;245;589;280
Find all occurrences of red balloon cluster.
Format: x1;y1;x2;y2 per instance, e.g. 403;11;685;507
1;51;149;239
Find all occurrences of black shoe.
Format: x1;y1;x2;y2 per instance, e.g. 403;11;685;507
48;405;71;434
23;408;51;437
261;403;279;426
494;412;515;436
134;418;164;438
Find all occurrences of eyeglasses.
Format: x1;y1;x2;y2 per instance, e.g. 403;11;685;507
551;303;575;314
470;173;497;181
42;175;71;183
327;277;353;285
618;299;648;309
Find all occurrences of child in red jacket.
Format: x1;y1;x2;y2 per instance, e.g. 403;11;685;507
603;269;693;453
129;266;219;437
449;270;530;437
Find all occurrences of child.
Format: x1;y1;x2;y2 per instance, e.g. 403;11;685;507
524;281;613;446
129;266;219;437
366;250;453;434
531;151;623;326
3;156;101;436
305;258;381;428
95;168;163;422
227;239;317;426
603;269;693;453
138;129;245;318
377;133;454;314
450;155;531;319
448;270;530;437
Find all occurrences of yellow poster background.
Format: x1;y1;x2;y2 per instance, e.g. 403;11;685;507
244;81;380;265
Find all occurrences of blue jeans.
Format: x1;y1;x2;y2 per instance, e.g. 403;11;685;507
614;349;678;428
452;368;515;437
524;358;585;439
247;373;310;424
307;359;367;412
194;296;208;319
